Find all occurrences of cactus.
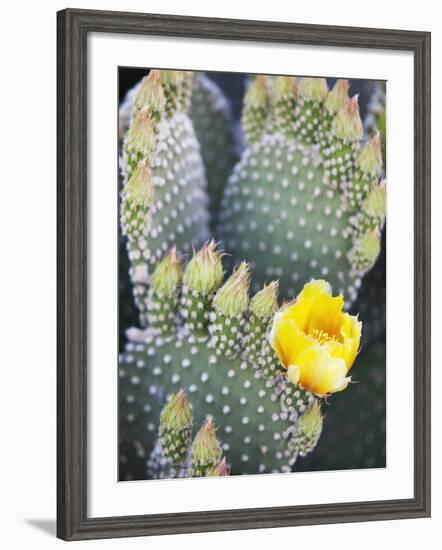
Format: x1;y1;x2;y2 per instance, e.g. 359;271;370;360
352;81;387;346
119;245;325;480
352;233;386;347
218;76;386;305
120;70;210;327
118;70;386;480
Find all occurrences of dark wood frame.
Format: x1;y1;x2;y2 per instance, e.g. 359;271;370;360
57;8;431;541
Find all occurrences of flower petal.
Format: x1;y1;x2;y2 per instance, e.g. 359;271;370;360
304;292;345;339
268;279;362;397
270;315;313;367
295;345;350;397
298;279;332;299
339;313;362;370
280;280;332;331
282;297;314;333
283;280;344;339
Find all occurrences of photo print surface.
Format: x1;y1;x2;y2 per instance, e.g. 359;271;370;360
118;69;386;481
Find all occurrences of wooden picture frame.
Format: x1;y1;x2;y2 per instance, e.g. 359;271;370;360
57;8;431;541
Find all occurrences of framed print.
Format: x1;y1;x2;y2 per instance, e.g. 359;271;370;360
57;8;431;541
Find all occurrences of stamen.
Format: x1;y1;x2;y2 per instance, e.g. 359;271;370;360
310;328;338;345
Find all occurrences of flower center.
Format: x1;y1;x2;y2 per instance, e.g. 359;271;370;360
310;328;339;345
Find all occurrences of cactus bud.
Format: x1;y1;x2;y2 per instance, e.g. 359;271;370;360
213;262;250;317
180;71;194;111
210;262;250;358
322;95;362;186
332;95;363;142
133;70;166;122
349;229;381;273
299;400;323;434
298;77;328;102
246;75;269;108
124;106;156;164
121;159;155;249
325;79;350;115
181;241;224;335
294;78;328;144
250;281;279;319
290;401;323;457
148;248;182;334
364;180;386;221
273;76;297;101
271;77;297;137
245;281;279;367
124;159;155;209
159;70;184;117
356;132;383;177
191;417;222;477
242;75;270;143
341;132;382;210
151;247;183;296
161;390;192;432
183;240;224;294
160;390;193;466
160;69;183;90
206;457;230;477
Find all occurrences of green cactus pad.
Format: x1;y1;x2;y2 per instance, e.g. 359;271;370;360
122;111;211;326
140;113;209;264
218;135;360;304
119;331;305;479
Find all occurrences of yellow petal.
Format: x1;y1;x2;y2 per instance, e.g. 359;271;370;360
295;345;350;397
281;280;331;331
268;279;363;397
340;311;362;340
282;297;314;333
283;280;345;339
304;292;345;339
320;313;361;370
270;315;313;368
331;377;351;393
298;279;332;299
339;313;362;370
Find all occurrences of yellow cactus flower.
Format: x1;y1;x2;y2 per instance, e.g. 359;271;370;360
269;280;362;397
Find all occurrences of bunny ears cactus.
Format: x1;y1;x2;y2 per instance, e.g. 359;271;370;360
219;76;386;304
119;241;362;479
118;71;384;480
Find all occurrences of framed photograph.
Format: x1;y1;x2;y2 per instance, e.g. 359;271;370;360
57;8;431;541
